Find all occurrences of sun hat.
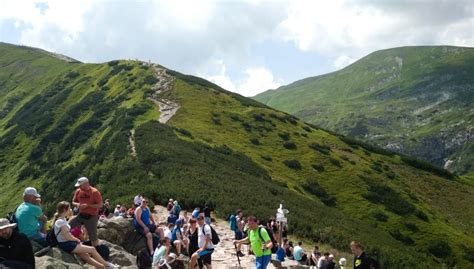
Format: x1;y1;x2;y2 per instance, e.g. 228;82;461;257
75;177;89;187
0;218;17;230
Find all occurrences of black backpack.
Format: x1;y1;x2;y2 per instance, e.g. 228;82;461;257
202;224;220;245
6;208;18;231
137;248;152;269
45;228;60;247
258;226;278;253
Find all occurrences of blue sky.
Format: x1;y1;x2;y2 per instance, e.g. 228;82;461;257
0;0;472;96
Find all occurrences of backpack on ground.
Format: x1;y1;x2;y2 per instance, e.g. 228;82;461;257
137;248;152;269
202;224;220;245
45;228;61;247
258;226;278;253
229;215;237;231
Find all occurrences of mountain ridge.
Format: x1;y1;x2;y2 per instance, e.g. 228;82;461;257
1;43;473;267
254;45;474;175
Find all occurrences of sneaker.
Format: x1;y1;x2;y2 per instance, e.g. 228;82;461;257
106;262;120;269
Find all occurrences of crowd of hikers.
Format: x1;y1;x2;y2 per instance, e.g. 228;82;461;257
0;176;379;269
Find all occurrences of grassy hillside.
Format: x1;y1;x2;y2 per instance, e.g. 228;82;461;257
254;46;474;175
0;43;473;268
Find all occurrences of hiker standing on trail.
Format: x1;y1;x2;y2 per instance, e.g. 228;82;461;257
70;177;102;247
15;187;48;247
231;209;245;257
189;216;214;269
0;218;35;269
234;216;273;269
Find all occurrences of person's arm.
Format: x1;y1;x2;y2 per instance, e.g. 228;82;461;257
149;208;155;225
234;236;250;246
58;224;81;243
261;228;273;250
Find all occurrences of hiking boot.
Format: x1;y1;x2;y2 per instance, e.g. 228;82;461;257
237;251;245;257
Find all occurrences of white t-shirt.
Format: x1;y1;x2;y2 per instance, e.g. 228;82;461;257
54;218;70;243
164;227;173;240
198;224;214;249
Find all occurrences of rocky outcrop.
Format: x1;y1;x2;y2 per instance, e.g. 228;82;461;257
35;240;136;269
97;217;147;254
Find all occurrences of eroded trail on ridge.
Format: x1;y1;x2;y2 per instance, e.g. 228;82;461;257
153;205;301;268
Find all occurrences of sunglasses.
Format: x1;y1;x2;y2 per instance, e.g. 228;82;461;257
142;201;148;203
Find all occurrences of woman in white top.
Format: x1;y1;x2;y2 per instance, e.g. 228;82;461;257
53;201;118;269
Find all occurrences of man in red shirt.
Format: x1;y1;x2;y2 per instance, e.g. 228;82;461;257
70;177;102;246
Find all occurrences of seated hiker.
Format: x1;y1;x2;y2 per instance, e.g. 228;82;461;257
0;218;35;269
133;198;157;256
15;187;48;247
153;237;171;268
285;240;294;259
113;205;121;217
53;201;118;269
99;199;111;218
172;201;181;217
185;218;203;269
327;254;336;269
127;203;136;218
167;212;178;226
134;194;143;207
309;245;321;266
164;223;174;241
167;199;174;212
191;207;200;219
318;252;330;269
338;257;347;269
294;241;308;264
119;206;127;218
172;219;189;259
189;216;214;269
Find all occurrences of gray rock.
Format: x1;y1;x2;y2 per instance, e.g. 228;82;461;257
98;217;147;254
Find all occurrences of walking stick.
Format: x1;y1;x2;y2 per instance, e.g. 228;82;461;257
234;243;241;268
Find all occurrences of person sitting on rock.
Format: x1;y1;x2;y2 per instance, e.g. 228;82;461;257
119;206;127;218
127;203;136;218
0;218;35;269
113;205;121;217
309;245;321;266
189;216;214;269
15;187;48;247
134;194;143;207
191;207;200;219
172;219;189;260
133;198;157;256
167;199;174;212
53;201;118;269
152;237;171;268
172;201;181;217
185;218;203;269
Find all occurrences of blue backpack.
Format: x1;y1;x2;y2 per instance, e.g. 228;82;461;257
229;215;237;231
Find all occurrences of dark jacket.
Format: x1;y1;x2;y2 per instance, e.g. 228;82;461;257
354;252;378;269
0;230;35;268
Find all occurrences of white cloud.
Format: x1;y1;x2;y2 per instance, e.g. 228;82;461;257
203;60;282;97
1;0;472;96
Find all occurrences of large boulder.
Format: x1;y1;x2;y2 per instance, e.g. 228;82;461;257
98;217;147;254
35;240;137;269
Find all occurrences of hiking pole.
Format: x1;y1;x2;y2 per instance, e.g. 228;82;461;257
234;243;241;268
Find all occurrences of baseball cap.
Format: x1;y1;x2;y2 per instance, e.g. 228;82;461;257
23;187;41;198
75;177;89;187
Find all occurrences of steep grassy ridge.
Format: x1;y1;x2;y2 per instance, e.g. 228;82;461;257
0;43;473;267
255;46;474;175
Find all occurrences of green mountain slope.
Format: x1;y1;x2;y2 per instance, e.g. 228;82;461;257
1;43;473;268
254;46;474;175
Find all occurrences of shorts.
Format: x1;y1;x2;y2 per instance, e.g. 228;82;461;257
198;249;213;265
69;214;98;242
135;223;157;235
58;241;78;253
235;230;243;240
256;254;271;269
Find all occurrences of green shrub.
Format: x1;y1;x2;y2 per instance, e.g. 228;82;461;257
401;155;455;180
373;210;388;222
302;125;312;132
278;132;290;141
66;71;80;79
404;222;418;232
108;60;120;66
143;75;158;85
312;164;325;172
329;158;342;167
302;179;336;207
283;159;302;170
249;138;260;145
283;141;297;150
427;241;452;258
415;210;429;222
389;229;415;245
362;178;415;215
261;155;272;162
253;114;265;122
309;143;331;155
